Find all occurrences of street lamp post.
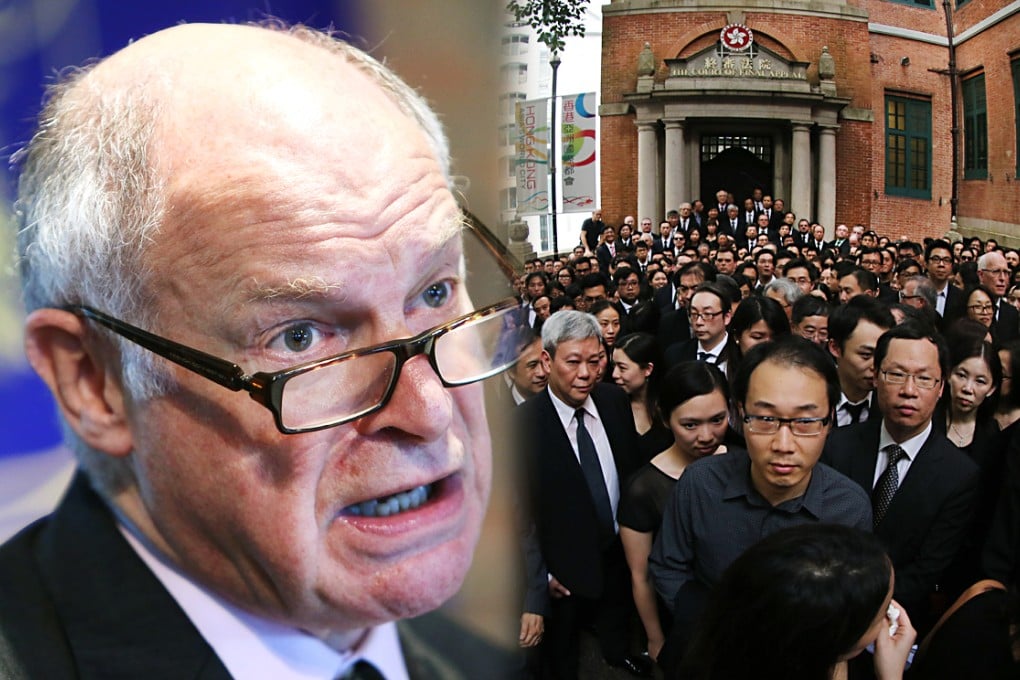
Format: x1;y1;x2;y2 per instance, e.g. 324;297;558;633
549;52;561;256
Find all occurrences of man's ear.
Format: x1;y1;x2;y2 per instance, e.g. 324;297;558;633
23;308;133;457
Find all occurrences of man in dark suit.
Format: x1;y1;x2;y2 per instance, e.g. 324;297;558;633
595;225;620;272
663;282;737;373
823;324;980;635
828;297;895;427
978;250;1020;342
519;311;648;678
828;223;852;256
0;22;523;678
925;239;959;318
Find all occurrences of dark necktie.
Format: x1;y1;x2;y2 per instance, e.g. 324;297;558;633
697;351;714;363
338;660;386;680
873;445;907;527
575;409;615;542
844;401;866;425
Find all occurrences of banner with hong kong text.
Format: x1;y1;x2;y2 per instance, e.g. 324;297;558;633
560;92;597;213
514;99;550;215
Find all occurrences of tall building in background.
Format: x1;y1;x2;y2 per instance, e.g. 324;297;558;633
596;0;1019;244
500;5;603;256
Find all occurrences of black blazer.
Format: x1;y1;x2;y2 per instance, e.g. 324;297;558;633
517;384;640;600
995;301;1020;342
662;336;738;374
0;473;517;680
822;421;980;621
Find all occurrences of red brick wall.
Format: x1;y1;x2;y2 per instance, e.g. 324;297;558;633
955;13;1020;225
599;2;1019;241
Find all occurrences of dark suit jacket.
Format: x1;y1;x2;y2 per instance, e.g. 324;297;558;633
595;243;618;271
517;384;640;602
663;336;738;373
0;473;519;680
995;301;1020;342
822;421;980;623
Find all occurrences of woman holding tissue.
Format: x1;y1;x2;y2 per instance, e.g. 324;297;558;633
679;524;916;680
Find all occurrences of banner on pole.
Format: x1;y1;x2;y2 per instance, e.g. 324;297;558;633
514;99;550;215
561;92;597;213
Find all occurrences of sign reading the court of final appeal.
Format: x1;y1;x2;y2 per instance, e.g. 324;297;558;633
666;27;809;82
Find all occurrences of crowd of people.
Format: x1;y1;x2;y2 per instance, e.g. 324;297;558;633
506;196;1020;680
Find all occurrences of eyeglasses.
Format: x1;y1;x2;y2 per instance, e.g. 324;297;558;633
980;268;1011;278
67;217;526;434
927;255;952;265
899;292;923;302
688;309;724;321
743;414;831;436
968;304;995;314
880;370;940;390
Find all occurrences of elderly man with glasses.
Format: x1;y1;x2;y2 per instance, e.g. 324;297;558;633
0;21;524;679
978;250;1020;342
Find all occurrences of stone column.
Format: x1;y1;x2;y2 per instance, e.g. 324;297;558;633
664;119;686;213
637;121;658;226
817;125;838;237
790;122;812;223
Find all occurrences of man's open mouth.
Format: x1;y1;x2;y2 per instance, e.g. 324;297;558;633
344;483;435;518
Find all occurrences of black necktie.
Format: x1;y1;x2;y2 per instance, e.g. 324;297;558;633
697;351;714;363
844;401;866;425
873;445;907;527
339;660;386;680
575;409;615;542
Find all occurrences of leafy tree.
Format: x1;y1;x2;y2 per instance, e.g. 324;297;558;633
506;0;589;55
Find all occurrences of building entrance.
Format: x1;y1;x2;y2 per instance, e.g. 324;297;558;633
699;134;773;209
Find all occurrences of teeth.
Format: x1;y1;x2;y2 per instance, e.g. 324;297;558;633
346;484;432;517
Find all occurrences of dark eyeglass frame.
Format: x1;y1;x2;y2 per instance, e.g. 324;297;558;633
742;414;832;437
65;214;522;435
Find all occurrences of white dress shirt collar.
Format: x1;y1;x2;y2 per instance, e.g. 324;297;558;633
118;523;410;680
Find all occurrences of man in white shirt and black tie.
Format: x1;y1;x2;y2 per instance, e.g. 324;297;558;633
823;323;979;636
827;296;895;427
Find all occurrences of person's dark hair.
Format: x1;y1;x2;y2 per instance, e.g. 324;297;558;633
579;272;609;291
612;265;643;286
842;267;879;294
874;322;950;385
524;271;548;296
692;281;733;313
898;241;922;257
616;332;663;416
681;524;891;680
894;258;922;276
732;335;840;413
997;340;1020;410
729;296;790;346
783;258;818;281
675;260;717;286
657;360;729;424
890;303;939;334
548;295;575;315
589;298;622;320
731;272;752;293
942;336;1002;420
833;260;858;279
959;261;980;288
925;238;953;261
828;296;896;352
791;295;831;325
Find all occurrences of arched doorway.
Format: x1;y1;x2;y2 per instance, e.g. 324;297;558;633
699;134;773;208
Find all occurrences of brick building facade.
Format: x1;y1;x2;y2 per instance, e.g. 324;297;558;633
598;0;1020;245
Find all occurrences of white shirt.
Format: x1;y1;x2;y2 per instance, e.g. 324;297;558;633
933;281;949;316
836;391;872;427
119;524;410;680
548;388;622;527
873;421;932;490
698;332;729;376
